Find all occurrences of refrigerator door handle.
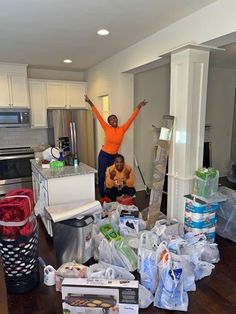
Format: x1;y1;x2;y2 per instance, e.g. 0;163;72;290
70;122;75;155
72;122;77;154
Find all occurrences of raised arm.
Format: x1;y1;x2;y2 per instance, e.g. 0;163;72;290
84;95;108;129
122;99;148;132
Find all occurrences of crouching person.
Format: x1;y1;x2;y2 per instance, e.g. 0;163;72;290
104;154;136;201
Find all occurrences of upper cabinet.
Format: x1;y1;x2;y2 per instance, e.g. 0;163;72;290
66;82;87;108
0;63;30;108
46;81;67;108
28;79;47;128
46;80;87;108
28;79;87;128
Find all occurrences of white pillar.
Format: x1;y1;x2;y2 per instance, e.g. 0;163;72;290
167;46;210;222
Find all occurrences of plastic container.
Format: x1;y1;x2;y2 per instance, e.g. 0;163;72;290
193;168;219;199
53;215;94;266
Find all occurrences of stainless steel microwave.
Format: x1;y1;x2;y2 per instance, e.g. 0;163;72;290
0;108;30;127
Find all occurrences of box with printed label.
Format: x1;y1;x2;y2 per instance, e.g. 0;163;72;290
184;210;216;229
119;208;139;236
61;278;139;314
184;194;219;214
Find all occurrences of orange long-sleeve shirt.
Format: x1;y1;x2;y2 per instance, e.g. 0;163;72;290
91;105;140;154
105;164;134;188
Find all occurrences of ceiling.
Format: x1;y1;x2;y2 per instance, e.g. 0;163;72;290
0;0;217;71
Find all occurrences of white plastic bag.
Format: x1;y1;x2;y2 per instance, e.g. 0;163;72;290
139;284;154;309
154;253;189;312
194;261;215;280
171;253;196;292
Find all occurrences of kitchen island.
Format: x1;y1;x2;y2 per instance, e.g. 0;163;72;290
31;160;97;236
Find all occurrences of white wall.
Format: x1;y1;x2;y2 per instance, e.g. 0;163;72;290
134;65;170;190
87;0;236;187
206;67;236;175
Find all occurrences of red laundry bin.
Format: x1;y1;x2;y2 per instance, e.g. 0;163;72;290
0;189;39;293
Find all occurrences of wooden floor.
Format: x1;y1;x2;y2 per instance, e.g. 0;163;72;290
1;187;236;314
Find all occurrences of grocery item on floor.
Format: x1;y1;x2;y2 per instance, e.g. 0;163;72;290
55;261;87;292
139;284;154;309
98;234;138;272
216;186;236;242
87;262;135;280
119;207;139;236
61;278;139;314
193;167;219;199
154;252;189;311
184;194;218;242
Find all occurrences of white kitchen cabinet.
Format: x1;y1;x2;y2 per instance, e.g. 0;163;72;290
46;81;67;108
0;63;29;108
66;82;87;108
29;79;47;128
46;80;87;109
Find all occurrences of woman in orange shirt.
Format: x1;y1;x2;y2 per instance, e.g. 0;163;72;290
85;95;148;201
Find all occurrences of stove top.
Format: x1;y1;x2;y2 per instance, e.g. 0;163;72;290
0;147;34;156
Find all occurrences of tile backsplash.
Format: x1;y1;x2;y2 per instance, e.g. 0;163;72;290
0;128;48;148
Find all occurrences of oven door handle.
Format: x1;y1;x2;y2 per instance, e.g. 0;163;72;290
0;154;34;160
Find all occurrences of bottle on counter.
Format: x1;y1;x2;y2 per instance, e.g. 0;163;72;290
73;153;79;167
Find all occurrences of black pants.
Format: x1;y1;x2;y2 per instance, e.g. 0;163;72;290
104;186;136;201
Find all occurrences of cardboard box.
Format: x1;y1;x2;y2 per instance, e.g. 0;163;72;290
61;278;139;314
184;194;219;214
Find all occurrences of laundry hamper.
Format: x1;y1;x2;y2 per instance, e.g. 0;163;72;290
0;189;39;293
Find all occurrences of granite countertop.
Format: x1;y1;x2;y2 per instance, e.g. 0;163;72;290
31;159;97;180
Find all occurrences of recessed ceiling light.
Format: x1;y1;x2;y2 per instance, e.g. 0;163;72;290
97;29;109;36
64;59;72;63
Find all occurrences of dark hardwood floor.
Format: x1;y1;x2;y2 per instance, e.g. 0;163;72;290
1;185;236;314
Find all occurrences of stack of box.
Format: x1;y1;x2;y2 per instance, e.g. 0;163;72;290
184;194;219;242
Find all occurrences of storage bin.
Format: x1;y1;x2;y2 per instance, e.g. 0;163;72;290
0;189;39;293
53;215;94;267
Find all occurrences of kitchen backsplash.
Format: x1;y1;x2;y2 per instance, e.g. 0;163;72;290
0;128;48;148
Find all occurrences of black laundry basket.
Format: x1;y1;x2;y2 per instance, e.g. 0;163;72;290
0;191;39;293
0;220;39;293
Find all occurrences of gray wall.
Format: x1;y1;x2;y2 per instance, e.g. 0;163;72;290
134;64;170;190
133;64;236;190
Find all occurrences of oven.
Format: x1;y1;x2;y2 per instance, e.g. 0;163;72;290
0;147;34;196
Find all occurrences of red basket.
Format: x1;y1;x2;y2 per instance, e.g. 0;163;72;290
116;194;134;205
0;189;35;236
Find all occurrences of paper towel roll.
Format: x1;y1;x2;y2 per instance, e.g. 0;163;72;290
46;200;102;222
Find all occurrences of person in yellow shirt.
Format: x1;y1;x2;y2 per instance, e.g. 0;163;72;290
104;154;136;201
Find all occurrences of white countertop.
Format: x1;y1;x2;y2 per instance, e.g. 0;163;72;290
31;159;97;180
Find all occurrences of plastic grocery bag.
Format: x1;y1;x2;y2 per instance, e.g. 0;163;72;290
98;238;127;269
154;253;189;311
200;242;220;263
139;284;154;309
194;261;215;280
171;253;196;292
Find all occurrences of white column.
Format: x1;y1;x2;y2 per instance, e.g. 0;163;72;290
167;47;210;222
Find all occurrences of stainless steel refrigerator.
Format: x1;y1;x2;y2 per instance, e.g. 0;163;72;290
47;109;95;168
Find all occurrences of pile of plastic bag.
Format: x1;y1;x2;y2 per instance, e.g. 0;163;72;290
138;220;220;311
